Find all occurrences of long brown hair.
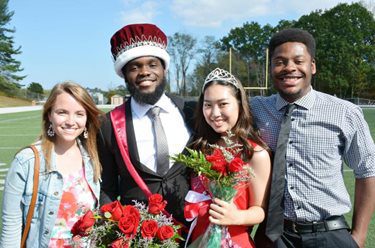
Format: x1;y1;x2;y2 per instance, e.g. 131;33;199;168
191;79;268;161
40;81;103;182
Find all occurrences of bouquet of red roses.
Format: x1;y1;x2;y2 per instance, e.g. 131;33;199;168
172;131;253;190
71;194;182;248
172;131;254;248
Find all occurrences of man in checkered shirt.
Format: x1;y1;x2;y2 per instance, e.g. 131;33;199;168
252;28;375;248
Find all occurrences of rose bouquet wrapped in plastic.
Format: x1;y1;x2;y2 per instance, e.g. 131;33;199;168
172;132;254;248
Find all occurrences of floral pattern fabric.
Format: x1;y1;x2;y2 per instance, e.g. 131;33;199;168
48;167;96;247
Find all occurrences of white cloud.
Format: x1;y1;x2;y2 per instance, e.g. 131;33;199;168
170;0;269;27
120;1;160;24
171;0;361;27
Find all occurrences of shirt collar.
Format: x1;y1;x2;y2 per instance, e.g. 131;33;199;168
131;93;171;118
276;86;316;111
276;95;290;111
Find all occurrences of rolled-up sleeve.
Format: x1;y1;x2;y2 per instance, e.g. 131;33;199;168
343;106;375;178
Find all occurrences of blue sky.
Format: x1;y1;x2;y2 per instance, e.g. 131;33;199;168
8;0;359;91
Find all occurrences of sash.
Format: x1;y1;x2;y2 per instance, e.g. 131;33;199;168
110;103;187;230
110;103;152;197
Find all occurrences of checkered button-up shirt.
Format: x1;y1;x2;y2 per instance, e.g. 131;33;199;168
250;88;375;222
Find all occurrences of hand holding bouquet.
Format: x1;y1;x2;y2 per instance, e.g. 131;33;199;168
172;131;254;248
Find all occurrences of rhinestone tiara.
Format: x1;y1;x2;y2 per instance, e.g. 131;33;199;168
202;68;239;91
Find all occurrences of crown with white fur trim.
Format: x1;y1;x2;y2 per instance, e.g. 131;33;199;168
110;23;170;78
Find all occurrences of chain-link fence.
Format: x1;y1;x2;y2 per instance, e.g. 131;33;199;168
2;88;45;102
345;98;375;105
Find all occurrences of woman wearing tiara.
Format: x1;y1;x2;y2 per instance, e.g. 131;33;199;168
186;68;271;247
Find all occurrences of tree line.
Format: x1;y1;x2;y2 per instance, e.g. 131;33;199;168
168;1;375;99
1;0;374;100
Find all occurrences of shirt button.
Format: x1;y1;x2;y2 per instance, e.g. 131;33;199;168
44;230;49;235
290;186;294;190
289;140;293;144
291;118;295;121
49;211;54;215
288;163;293;167
53;191;59;196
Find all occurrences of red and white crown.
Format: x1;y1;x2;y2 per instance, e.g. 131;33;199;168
110;23;170;78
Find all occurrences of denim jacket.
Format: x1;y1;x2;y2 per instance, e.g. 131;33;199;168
0;140;100;248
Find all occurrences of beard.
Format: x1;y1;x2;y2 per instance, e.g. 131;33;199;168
127;78;166;105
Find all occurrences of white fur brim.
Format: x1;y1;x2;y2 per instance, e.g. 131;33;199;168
114;45;170;78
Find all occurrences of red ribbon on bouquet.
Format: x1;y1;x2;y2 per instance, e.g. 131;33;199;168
184;196;211;220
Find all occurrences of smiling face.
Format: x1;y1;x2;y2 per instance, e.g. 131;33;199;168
48;92;87;146
202;83;239;135
271;42;316;102
123;56;166;105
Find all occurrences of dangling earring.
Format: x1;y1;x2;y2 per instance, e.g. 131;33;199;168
47;123;55;137
83;127;88;139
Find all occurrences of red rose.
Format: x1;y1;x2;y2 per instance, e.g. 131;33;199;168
205;148;224;162
122;205;140;220
228;157;244;173
206;149;227;175
111;238;129;248
71;210;95;236
118;206;140;237
211;160;228;175
156;225;175;240
141;220;158;238
100;200;124;221
118;215;139;237
148;194;167;215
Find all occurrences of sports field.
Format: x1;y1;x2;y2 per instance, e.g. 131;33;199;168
0;108;374;245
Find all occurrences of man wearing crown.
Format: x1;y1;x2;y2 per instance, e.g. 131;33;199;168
97;23;195;229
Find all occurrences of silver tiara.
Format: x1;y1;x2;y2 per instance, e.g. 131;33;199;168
202;68;239;91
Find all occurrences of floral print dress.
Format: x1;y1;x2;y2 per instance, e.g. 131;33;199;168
48;167;96;247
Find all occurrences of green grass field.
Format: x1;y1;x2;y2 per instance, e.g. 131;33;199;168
0;108;374;246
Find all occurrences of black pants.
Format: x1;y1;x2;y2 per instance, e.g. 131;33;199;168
274;228;359;248
254;222;359;248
